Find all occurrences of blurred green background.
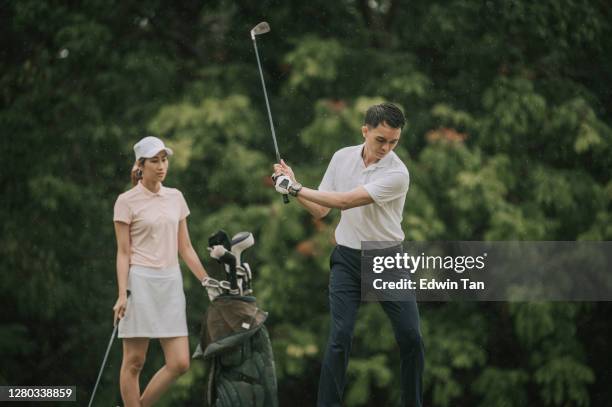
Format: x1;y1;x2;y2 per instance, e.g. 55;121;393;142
1;0;611;405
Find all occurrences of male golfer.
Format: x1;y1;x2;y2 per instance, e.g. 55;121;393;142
273;103;424;407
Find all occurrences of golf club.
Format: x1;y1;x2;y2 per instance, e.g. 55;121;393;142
250;21;289;204
88;324;116;407
88;291;129;407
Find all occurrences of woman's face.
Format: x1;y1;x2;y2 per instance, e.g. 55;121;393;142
141;151;169;183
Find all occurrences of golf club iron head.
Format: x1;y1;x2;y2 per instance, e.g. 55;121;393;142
250;21;270;39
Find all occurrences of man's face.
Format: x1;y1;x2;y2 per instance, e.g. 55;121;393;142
362;121;402;160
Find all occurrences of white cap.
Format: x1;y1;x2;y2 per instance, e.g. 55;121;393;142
133;136;173;160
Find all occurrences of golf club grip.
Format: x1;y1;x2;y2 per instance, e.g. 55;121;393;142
282;194;289;204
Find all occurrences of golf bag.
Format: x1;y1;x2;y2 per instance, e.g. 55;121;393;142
193;230;278;407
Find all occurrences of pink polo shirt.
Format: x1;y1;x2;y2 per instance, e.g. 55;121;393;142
113;182;190;268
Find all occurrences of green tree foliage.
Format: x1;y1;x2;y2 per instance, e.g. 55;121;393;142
1;0;611;405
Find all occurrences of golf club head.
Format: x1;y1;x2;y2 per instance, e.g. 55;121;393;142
209;229;231;251
250;21;270;39
231;231;255;264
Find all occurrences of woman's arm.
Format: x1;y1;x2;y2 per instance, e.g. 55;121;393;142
178;218;208;281
114;222;131;296
113;221;131;323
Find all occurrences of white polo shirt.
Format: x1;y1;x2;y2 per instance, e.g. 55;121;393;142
318;144;409;249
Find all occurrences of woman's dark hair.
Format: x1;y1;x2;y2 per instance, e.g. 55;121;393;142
364;102;406;129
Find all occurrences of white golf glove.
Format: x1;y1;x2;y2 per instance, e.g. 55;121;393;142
208;244;228;260
274;174;293;195
201;277;223;302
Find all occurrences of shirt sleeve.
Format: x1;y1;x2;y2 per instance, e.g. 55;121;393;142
318;152;338;192
179;191;190;220
113;195;132;224
363;170;410;205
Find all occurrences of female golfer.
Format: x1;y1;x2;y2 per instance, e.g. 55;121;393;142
112;136;208;406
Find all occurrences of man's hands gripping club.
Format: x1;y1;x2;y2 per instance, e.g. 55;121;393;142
273;160;302;197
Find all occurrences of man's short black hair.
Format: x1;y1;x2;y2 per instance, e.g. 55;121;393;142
364;103;406;129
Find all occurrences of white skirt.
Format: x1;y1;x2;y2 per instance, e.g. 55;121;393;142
118;264;188;338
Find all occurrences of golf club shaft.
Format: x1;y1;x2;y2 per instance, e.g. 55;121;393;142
88;290;130;407
252;38;281;162
252;37;290;204
88;323;118;407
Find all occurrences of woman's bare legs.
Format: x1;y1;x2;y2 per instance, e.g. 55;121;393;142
140;336;190;407
120;338;150;407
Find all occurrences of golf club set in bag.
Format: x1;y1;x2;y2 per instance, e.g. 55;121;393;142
194;229;278;407
88;22;280;406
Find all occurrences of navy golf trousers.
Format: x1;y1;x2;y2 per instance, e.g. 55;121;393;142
317;245;425;407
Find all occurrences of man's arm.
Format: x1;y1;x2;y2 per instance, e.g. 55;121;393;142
273;158;375;218
296;194;331;219
273;159;374;218
297;186;373;212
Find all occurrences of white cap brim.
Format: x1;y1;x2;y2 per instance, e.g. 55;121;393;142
139;146;173;159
